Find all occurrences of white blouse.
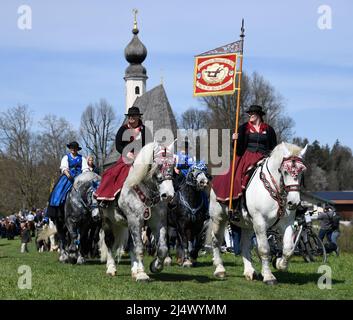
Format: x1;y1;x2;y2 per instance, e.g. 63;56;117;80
60;155;89;174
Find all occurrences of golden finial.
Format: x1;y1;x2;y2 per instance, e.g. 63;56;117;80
133;8;138;31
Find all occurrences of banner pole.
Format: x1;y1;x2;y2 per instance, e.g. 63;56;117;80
228;19;245;213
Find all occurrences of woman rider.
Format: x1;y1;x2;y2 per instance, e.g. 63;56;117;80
47;141;89;218
212;105;277;221
94;106;152;204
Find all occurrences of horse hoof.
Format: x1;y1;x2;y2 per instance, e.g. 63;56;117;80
164;256;172;266
77;256;85;265
214;271;226;279
244;271;259;281
135;272;150;282
150;258;162;274
182;260;193;268
107;271;116;277
264;279;278;286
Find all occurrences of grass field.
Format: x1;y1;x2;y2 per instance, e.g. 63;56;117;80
0;237;352;300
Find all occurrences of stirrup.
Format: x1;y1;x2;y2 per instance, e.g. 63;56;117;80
229;210;240;223
98;200;109;208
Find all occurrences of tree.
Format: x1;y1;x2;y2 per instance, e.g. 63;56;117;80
201;71;294;142
0;105;40;208
80;99;117;172
178;108;210;130
38;114;77;164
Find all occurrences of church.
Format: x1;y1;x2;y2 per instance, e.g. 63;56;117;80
104;14;178;168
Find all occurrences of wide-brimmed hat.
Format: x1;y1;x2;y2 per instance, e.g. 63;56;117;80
125;106;143;117
66;141;82;151
246;105;266;116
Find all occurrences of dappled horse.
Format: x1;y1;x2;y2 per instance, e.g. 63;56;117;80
100;142;175;281
168;162;211;267
208;142;307;285
65;171;101;264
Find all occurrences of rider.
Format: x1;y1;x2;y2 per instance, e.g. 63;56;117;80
87;155;100;175
212;105;277;222
94;106;152;205
47;141;89;218
173;141;194;188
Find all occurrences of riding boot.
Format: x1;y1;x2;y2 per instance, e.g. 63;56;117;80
228;199;241;223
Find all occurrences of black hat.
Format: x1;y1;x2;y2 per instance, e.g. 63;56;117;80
125;106;143;117
246;105;266;116
66;141;82;151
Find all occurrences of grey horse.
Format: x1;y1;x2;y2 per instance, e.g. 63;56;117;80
100;142;175;281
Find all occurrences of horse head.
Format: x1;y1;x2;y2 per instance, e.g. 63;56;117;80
278;142;308;210
186;161;211;190
152;144;175;201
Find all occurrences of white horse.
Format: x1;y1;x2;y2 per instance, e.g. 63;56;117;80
208;142;307;285
100;142;175;281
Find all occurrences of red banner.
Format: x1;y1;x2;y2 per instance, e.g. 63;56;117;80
193;53;238;97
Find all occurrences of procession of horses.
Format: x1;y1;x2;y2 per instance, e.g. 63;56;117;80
16;140;306;286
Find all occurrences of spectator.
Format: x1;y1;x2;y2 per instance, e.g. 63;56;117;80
20;221;31;253
318;204;340;255
230;223;242;255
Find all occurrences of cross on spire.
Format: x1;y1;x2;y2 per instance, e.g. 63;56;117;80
133;8;138;31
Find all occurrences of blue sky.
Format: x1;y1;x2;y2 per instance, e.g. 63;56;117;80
0;0;352;149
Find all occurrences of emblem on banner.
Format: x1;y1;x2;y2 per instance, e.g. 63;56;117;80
193;53;238;96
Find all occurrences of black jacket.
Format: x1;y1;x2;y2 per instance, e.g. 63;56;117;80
115;122;153;156
236;122;277;156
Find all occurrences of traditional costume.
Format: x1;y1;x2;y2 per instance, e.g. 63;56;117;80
94;107;152;201
47;141;88;218
212;105;277;202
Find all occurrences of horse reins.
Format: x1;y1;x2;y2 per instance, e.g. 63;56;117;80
133;146;174;220
133;185;161;220
259;156;306;224
259;159;287;220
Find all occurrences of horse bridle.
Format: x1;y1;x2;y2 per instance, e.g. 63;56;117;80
134;146;174;220
186;163;211;187
260;156;307;219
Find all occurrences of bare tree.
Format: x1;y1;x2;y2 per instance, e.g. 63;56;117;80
80;99;117;172
38;114;77;164
0;105;40;208
201;71;294;142
178;108;211;130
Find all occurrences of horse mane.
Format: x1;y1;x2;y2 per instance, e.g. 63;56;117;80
73;171;101;191
270;142;302;161
125;142;155;188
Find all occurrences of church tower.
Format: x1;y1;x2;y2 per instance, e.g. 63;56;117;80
124;10;148;112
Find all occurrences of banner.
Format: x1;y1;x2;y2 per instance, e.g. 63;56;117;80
193;53;238;97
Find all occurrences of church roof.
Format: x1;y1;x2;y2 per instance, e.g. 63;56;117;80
103;84;178;167
134;84;178;137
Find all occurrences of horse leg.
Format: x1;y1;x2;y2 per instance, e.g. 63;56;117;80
150;220;169;274
241;228;259;281
184;235;194;267
103;224;117;276
254;223;277;285
208;196;227;278
128;219;150;282
275;223;294;271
